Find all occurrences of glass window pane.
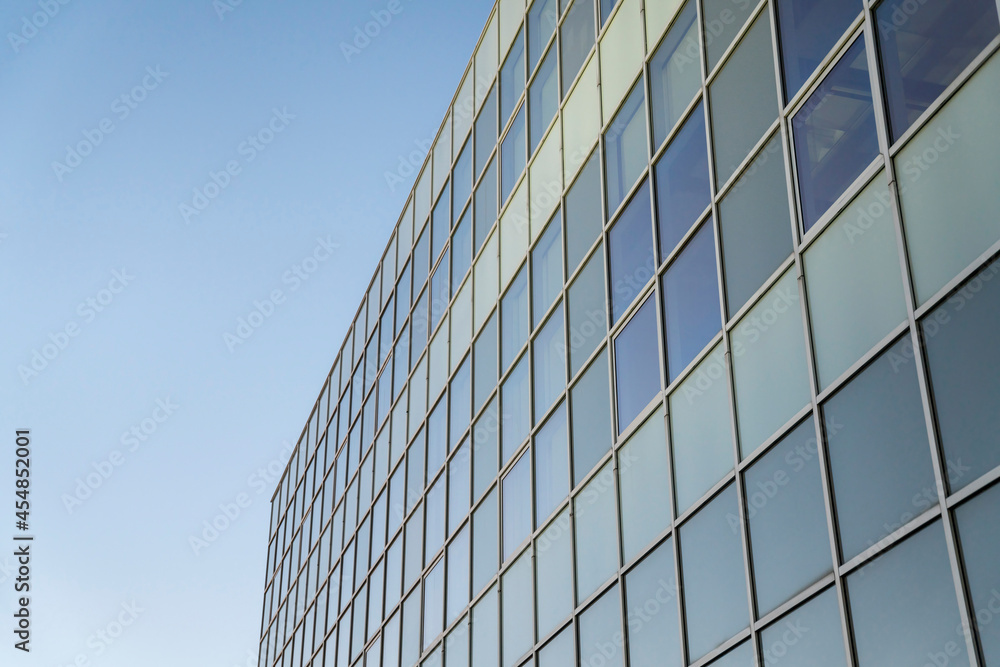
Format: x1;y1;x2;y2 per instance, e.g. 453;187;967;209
453;208;473;286
875;0;999;141
450;439;472;534
761;588;848;667
533;304;566;418
662;220;721;382
618;409;671;562
473;399;500;502
447;524;471;623
532;212;564;327
476;84;499;179
502;105;527;203
792;36;878;232
424;560;444;648
429;398;448;479
530;45;559;154
539;625;575;667
703;0;756;70
571;349;613;486
669;343;734;514
567;247;608;377
473;488;499;595
776;0;862;100
624;539;682;667
730;269;811;457
502;550;534;667
955;483;1000;666
534;403;569;526
502;268;530;371
452;360;472;450
745;417;832;617
475;311;498;412
402;586;422;666
446;620;470;667
472;585;499;667
433;184;451;262
608;181;655;323
536;510;574;637
565;150;603;272
822;337;936;562
476;158;499;253
804;173;907;388
895;54;1000;304
599;0;644;116
847;523;969;667
649;0;700;148
502;30;526;127
413;228;430;297
655;103;711;259
454;139;473;216
613;296;661;432
709;9;779;186
604;83;648;216
561;0;597;96
502;355;531;463
503;452;532;559
679;484;749;662
578;585;624;667
719;133;793;318
426;476;446;562
707;642;754;667
923;261;1000;493
528;0;559;73
575;463;620;599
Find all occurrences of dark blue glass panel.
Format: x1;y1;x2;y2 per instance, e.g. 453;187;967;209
529;0;559;74
662;221;721;382
613;296;660;432
655;103;711;261
792;37;878;232
608;181;655;323
530;45;559;154
775;0;862;101
876;0;999;141
501;30;526;127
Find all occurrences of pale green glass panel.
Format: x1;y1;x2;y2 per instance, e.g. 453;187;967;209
451;278;473;368
730;269;810;457
475;231;500;332
896;52;1000;304
669;343;734;513
575;463;619;599
805;173;907;388
600;0;644;118
563;57;601;182
530;126;563;240
476;13;499;111
619;408;671;563
645;0;683;50
501;181;530;290
428;314;450;402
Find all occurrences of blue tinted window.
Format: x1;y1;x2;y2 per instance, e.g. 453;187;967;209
502;355;531;463
475;158;498;252
452;208;472;286
571;349;613;485
476;84;498;178
432;184;450;261
823;338;936;562
876;0;999;141
662;221;721;382
453;139;473;215
605;83;648;216
503;452;532;559
501;30;526;127
655;103;711;260
534;403;569;525
650;0;701;149
529;0;559;74
430;247;450;332
561;0;596;95
530;45;559;154
501;267;530;371
608;182;655;323
792;37;878;231
474;311;498;412
613;296;660;433
775;0;862;100
413;227;430;295
923;261;1000;492
680;484;750;662
502;105;527;204
533;304;566;419
600;0;615;26
532;212;563;327
955;483;1000;665
451;358;471;449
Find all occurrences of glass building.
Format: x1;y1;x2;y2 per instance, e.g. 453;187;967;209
258;0;1000;665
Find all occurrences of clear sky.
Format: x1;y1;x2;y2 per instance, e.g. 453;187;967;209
0;0;493;664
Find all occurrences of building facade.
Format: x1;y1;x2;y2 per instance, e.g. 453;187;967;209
258;0;1000;665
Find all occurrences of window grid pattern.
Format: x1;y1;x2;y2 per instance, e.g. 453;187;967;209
258;1;1000;666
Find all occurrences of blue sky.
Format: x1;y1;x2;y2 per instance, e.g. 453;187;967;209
0;0;493;664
